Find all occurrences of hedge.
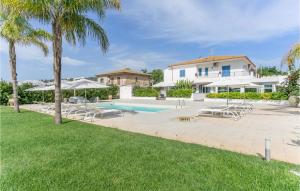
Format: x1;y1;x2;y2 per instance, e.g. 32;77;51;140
0;81;119;105
206;92;288;100
167;89;192;98
133;87;159;97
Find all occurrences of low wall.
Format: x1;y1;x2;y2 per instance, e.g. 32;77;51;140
130;96;192;101
204;98;290;105
192;93;206;101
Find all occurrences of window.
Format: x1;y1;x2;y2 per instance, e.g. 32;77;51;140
205;67;208;76
218;87;240;93
198;68;202;77
135;77;138;82
117;77;121;85
222;65;230;77
100;78;104;83
264;84;272;92
179;69;185;77
245;88;257;93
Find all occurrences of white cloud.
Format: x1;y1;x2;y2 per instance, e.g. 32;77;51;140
62;56;87;66
107;44;177;70
0;39;87;66
122;0;299;45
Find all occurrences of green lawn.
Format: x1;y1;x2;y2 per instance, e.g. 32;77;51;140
0;106;299;190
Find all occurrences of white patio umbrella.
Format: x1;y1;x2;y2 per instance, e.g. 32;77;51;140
25;81;73;102
153;81;175;88
25;85;54;102
65;79;109;101
206;79;262;106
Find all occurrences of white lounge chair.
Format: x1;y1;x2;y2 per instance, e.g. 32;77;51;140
82;108;123;122
198;106;241;120
39;104;55;113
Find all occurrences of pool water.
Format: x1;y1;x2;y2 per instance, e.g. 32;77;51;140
98;103;167;113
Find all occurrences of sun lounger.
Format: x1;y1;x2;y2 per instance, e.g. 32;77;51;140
82;108;123;122
39;104;55;113
198;106;241;120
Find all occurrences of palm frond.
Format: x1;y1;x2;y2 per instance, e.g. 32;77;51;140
282;43;300;69
0;9;50;56
22;36;49;56
62;13;109;52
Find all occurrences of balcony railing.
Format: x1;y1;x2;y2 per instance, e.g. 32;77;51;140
195;71;250;78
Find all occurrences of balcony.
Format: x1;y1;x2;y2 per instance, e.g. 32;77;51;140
195;71;250;79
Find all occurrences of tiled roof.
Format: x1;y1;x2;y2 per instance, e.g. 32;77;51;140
97;68;150;76
169;55;256;67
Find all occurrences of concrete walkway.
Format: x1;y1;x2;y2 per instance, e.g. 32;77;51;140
22;100;300;164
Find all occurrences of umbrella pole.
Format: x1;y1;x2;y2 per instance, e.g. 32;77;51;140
243;86;245;104
85;89;87;110
227;85;229;107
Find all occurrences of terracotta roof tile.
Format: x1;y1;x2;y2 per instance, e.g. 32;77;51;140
97;68;150;76
170;55;255;67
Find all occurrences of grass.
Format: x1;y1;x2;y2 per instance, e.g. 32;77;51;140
0;106;299;190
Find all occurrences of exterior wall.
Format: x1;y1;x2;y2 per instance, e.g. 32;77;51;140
97;74;150;87
120;85;132;99
164;59;254;84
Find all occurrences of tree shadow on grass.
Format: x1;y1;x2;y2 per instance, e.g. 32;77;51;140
62;119;75;124
256;153;265;160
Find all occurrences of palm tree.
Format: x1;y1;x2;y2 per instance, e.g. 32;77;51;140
1;0;120;124
0;10;51;112
283;43;300;70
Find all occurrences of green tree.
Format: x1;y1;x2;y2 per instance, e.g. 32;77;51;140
283;43;300;70
281;43;300;97
150;69;163;84
175;80;193;89
140;69;148;73
0;9;50;112
257;66;286;77
2;0;120;123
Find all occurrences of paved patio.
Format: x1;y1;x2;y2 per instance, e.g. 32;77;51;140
22;100;300;164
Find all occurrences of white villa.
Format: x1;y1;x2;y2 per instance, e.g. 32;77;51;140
154;55;286;95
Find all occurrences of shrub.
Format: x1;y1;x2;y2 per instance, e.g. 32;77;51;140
175;80;193;89
167;89;192;98
0;81;12;105
133;87;159;97
0;80;119;105
206;92;288;100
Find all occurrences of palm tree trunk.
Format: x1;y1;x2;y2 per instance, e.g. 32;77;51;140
8;40;20;112
52;20;62;124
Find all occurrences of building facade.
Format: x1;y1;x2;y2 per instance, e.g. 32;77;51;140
96;68;151;87
156;55;286;93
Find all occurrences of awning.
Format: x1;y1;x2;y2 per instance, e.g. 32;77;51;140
205;78;262;88
153;81;175;88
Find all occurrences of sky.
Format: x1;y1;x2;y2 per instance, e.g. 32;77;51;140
0;0;299;81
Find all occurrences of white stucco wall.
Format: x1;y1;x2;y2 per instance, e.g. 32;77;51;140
119;85;132;99
163;59;253;84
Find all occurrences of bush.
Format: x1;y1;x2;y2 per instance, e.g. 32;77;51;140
133;87;159;97
206;92;288;100
175;80;193;89
0;81;13;105
167;89;192;98
0;80;119;105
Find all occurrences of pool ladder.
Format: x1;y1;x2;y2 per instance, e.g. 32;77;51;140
176;99;186;109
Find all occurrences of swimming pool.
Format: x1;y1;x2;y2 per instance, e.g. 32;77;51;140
97;103;168;113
